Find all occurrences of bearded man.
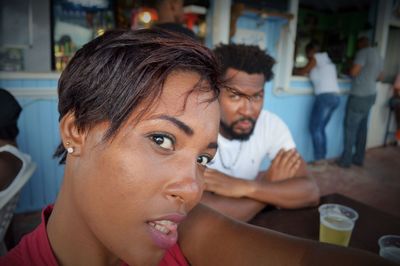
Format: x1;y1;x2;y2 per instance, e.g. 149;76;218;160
202;44;320;221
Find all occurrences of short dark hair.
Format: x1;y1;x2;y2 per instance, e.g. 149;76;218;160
305;41;320;54
213;43;275;82
0;88;22;141
54;28;221;164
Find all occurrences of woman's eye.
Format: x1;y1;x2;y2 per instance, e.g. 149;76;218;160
151;135;174;150
197;155;211;166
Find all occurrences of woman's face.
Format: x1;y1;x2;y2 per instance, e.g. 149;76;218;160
69;71;220;265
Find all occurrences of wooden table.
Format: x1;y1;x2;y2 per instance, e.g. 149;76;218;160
249;193;400;254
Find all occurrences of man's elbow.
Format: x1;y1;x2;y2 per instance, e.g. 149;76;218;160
306;180;320;206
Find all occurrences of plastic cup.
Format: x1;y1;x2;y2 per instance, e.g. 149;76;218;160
378;235;400;263
318;204;359;247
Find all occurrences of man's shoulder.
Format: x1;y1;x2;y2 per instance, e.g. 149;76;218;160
257;110;288;128
252;110;291;142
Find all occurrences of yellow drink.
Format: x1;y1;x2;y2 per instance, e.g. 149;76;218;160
319;214;354;247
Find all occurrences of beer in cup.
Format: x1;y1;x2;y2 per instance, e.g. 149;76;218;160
318;204;358;247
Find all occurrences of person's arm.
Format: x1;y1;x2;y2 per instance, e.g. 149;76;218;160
179;204;394;266
377;72;384;82
201;191;266;221
204;152;319;211
349;64;362;77
294;56;316;76
204;168;319;210
349;49;366;78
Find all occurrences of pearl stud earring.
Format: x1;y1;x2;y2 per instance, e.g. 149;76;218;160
66;141;74;154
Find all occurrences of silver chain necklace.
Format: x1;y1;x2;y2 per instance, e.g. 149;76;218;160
218;141;243;170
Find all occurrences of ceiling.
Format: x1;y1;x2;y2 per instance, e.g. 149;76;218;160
299;0;374;12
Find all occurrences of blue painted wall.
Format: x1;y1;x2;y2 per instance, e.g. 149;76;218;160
264;82;349;163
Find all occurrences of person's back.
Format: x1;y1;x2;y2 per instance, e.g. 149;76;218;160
337;37;383;168
0;88;23;191
0;150;22;191
310;52;340;95
351;46;383;96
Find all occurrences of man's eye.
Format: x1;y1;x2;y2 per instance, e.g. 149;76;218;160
197;155;212;166
229;94;241;100
252;94;263;101
151;135;174;150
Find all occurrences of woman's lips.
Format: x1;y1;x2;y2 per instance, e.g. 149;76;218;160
147;214;186;250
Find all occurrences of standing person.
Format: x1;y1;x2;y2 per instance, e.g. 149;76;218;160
295;42;340;170
0;29;391;266
337;37;383;168
201;43;320;222
153;0;196;39
390;72;400;144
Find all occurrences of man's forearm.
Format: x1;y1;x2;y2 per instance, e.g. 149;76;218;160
247;177;320;209
201;191;266;221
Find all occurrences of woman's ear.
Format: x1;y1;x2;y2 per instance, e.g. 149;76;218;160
59;112;86;157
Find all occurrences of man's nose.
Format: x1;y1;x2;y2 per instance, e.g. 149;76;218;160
164;162;203;211
238;98;255;116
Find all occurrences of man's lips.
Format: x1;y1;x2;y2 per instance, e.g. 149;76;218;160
146;214;186;250
234;119;253;131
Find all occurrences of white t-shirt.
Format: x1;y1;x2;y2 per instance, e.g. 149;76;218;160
309;52;340;95
0;145;33;209
208;110;296;180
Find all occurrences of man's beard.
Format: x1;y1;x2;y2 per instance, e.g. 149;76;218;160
220;117;256;141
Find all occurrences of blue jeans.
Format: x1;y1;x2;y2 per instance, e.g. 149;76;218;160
310;93;340;161
339;94;376;166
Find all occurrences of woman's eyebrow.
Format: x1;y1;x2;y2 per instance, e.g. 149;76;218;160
157;115;194;136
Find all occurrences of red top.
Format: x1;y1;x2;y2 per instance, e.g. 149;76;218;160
0;206;188;266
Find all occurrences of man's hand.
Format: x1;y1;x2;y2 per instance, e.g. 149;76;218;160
264;149;300;182
204;168;251;198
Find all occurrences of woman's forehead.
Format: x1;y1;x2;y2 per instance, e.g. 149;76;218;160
126;71;215;123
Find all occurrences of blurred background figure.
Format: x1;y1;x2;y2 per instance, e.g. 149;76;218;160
337;37;383;168
0;88;35;255
294;41;340;171
390;72;400;145
153;0;196;39
0;88;23;191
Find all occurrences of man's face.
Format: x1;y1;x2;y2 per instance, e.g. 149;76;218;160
219;68;265;140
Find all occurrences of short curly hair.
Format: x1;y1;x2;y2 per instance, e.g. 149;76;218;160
213;43;275;82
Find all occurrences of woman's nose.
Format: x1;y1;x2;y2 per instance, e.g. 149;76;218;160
165;163;203;211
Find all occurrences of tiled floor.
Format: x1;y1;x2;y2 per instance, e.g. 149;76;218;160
310;145;400;218
5;145;400;249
